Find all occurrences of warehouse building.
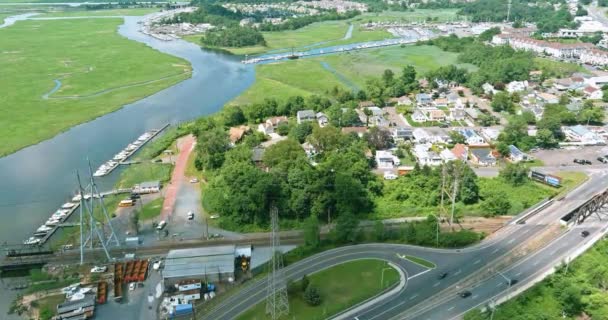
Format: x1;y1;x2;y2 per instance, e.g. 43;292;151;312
163;245;236;287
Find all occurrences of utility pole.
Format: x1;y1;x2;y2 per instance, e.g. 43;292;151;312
507;0;512;23
265;205;289;319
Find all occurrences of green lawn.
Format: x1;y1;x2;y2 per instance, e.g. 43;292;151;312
232;45;474;105
0;18;191;156
185;21;392;56
115;163;172;189
39;8;160;17
237;259;400;320
403;255;436;268
138;197;163;220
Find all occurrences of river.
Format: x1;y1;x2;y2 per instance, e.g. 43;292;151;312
0;15;255;246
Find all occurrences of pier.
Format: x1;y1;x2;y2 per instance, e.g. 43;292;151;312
93;123;170;177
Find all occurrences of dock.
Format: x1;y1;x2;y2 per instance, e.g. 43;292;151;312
93;123;170;177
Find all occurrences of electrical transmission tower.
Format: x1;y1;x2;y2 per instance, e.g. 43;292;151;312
265;205;289;319
77;161;120;265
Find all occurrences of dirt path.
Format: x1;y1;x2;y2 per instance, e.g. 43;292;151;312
160;134;195;221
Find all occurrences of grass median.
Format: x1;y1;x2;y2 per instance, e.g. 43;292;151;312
237;259;400;320
403;255;436;268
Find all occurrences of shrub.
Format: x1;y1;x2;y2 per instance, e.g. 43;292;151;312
304;286;323;306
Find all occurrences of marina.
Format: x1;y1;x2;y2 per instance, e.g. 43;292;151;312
93;124;169;177
23;201;81;247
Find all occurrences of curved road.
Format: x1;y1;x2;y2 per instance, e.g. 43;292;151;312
202;169;608;320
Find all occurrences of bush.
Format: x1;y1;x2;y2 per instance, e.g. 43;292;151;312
301;274;310;292
304;286;323;306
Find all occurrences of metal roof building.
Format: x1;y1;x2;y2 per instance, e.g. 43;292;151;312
163;245;236;286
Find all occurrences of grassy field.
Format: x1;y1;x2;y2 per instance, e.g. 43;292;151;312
39;8;160;17
232;45;475;105
115;163;172;189
183;20;391;56
354;9;461;23
237;259;400;320
0;18;190;156
138;197;163;220
404;255;436;268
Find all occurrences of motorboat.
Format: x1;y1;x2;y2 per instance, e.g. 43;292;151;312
61;202;76;209
45;219;61;226
23;237;41;245
37;225;53;233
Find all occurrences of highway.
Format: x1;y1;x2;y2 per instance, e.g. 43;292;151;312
202;169;608;320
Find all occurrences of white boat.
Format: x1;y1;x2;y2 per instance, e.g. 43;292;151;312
45;219;61;226
37;225;53;233
61;202;75;209
23;237;41;245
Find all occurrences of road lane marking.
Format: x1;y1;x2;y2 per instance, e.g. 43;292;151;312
533;261;540;266
433;282;440;287
448;306;455;311
515;272;522;277
496;282;502;287
472;295;478;299
474;259;481;265
408;268;432;280
521;229;529;234
492;248;499;254
507;239;515;244
409;294;419;300
454;269;462;275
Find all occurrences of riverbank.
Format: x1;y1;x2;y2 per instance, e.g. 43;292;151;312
0;16;191;157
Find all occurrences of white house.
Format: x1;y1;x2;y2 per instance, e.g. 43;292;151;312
376;150;401;169
413;144;442;166
412;128;431;143
415;93;433;107
397;96;412;106
506;80;529;93
508;145;529;163
563;125;605;145
440;148;456;162
411;109;427;123
257;116;288;134
459;129;487;146
392;127;413;143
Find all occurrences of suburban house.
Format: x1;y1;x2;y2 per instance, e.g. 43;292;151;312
536;92;559;105
449;109;466;121
482;83;497;95
446;92;460;106
229;125;250;145
413;128;431;143
375;150;401;169
508;145;529;162
470;148;496;166
583;86;603;100
563;125;606;145
433;98;448;108
342;127;368;137
428;109;447;122
257;116;288;135
506;80;529;93
397;95;413;106
465;108;480;122
459;129;487;146
411;109;427;123
297;110;316;124
414;144;442;166
415;93;433;108
316;112;329;127
392;127;413;143
451;143;468;162
440;149;456;162
481;128;500;142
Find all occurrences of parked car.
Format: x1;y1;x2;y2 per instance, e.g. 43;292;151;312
152;261;162;271
584;160;592;165
187;211;194;220
90;266;107;273
598;157;608;164
190;178;199;183
459;291;472;298
437;272;448;280
129;283;136;291
581;230;590;237
156;220;167;230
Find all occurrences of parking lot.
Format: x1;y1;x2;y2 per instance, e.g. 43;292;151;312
532;146;608;167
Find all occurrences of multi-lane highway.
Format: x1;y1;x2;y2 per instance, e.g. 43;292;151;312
202;169;608;320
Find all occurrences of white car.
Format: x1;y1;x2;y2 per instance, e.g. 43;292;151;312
90;266;107;273
152;261;162;271
209;215;219;219
129;283;136;291
190;178;199;183
187;211;194;220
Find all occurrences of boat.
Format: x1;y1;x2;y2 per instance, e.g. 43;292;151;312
37;225;53;233
61;202;76;209
23;237;41;245
45;219;61;226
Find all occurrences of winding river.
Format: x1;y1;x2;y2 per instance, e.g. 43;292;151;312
0;15;255;245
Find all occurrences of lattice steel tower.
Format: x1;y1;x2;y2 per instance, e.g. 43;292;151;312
77;161;120;265
265;205;289;319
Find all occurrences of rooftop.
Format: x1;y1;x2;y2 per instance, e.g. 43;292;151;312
164;245;236;279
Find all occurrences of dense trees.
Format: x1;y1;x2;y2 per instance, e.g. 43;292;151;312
499;163;530;186
491;92;515;113
195;127;230;170
202;26;266;48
